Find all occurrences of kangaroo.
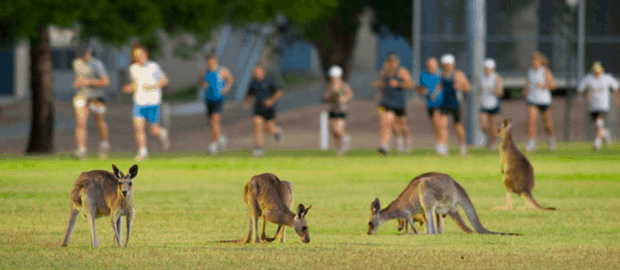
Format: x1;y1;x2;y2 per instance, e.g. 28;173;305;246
367;172;520;236
242;173;312;244
498;118;556;210
61;164;138;247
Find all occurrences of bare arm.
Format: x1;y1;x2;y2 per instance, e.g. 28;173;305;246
122;83;134;94
398;68;414;89
341;83;354;103
269;89;284;103
221;68;234;95
544;68;556;90
522;72;530;98
615;90;620;107
455;71;471;92
242;94;254;109
372;70;386;89
322;85;331;102
495;75;504;97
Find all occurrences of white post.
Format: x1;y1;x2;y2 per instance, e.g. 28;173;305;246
466;0;486;146
320;111;329;150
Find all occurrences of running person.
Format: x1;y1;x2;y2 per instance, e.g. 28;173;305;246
371;52;414;155
71;45;111;160
479;58;504;150
437;54;471;157
242;64;284;157
322;65;354;156
201;54;234;155
577;61;620;150
523;51;557;152
122;42;171;160
415;57;443;153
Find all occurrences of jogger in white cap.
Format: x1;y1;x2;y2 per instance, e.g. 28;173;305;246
322;65;354;155
480;58;504;150
577;61;620;150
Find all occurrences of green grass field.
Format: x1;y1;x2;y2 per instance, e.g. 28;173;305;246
1;143;619;269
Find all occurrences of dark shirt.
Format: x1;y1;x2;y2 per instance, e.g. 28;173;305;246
248;77;280;111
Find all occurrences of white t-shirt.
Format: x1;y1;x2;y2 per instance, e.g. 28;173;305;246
129;61;165;106
577;73;619;111
481;72;500;109
527;67;552;105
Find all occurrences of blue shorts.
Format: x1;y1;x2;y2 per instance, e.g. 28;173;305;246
133;105;160;124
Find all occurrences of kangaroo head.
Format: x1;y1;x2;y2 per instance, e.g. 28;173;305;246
293;204;312;243
367;198;384;235
112;164;138;198
497;118;513;139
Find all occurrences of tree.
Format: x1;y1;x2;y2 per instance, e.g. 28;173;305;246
0;0;227;154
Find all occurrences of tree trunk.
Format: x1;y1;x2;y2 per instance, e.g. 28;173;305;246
311;11;362;82
26;25;54;154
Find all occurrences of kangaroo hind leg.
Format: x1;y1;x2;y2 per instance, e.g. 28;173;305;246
61;207;79;247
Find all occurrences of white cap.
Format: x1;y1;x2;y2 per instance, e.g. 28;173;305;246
329;65;343;78
440;54;455;65
484;58;496;69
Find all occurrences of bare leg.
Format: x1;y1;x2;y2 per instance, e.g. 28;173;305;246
210;113;221;143
379;111;396;147
254;116;264;148
454;122;466;145
61;208;79;247
92;102;108;142
265;120;277;136
74;97;90;150
489;114;498;146
431;110;440;142
437;112;449;145
133;118;147;149
527;105;538;139
480;113;489;143
329;120;342;149
542;110;555;137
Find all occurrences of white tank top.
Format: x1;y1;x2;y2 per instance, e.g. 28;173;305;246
527;67;551;105
481;72;499;109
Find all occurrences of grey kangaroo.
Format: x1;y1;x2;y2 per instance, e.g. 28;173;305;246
242;173;312;244
61;164;138;247
367;172;520;236
498;118;556;210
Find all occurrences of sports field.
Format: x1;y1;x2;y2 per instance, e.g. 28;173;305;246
1;143;619;269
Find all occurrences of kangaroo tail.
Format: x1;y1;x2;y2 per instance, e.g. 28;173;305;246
217;239;243;243
523;191;556;210
456;185;521;236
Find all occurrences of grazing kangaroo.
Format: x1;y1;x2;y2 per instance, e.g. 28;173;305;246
367;172;520;236
498;119;556;210
61;164;138;247
242;173;312;244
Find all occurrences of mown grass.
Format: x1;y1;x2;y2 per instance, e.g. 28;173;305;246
1;142;619;269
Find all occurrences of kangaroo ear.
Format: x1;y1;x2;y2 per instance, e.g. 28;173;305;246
128;164;138;179
371;198;381;214
112;164;121;179
297;204;305;218
303;205;312;216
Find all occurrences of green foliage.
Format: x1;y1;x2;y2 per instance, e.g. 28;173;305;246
1;143;620;268
370;0;412;43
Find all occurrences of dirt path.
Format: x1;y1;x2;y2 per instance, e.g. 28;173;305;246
0;97;590;155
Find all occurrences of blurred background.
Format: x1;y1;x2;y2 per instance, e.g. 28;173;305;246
1;0;619;155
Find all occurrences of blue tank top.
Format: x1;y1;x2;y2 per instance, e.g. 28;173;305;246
440;72;459;109
419;71;442;109
205;67;226;102
380;68;406;108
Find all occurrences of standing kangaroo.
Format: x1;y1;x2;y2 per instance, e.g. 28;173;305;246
498;119;556;210
242;173;312;244
367;172;520;235
61;164;138;247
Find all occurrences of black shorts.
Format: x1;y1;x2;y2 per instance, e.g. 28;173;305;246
427;108;438;118
440;107;461;123
329;111;346;119
480;106;500;115
379;104;406;117
206;100;224;117
528;103;549;113
254;107;276;121
590;111;607;121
